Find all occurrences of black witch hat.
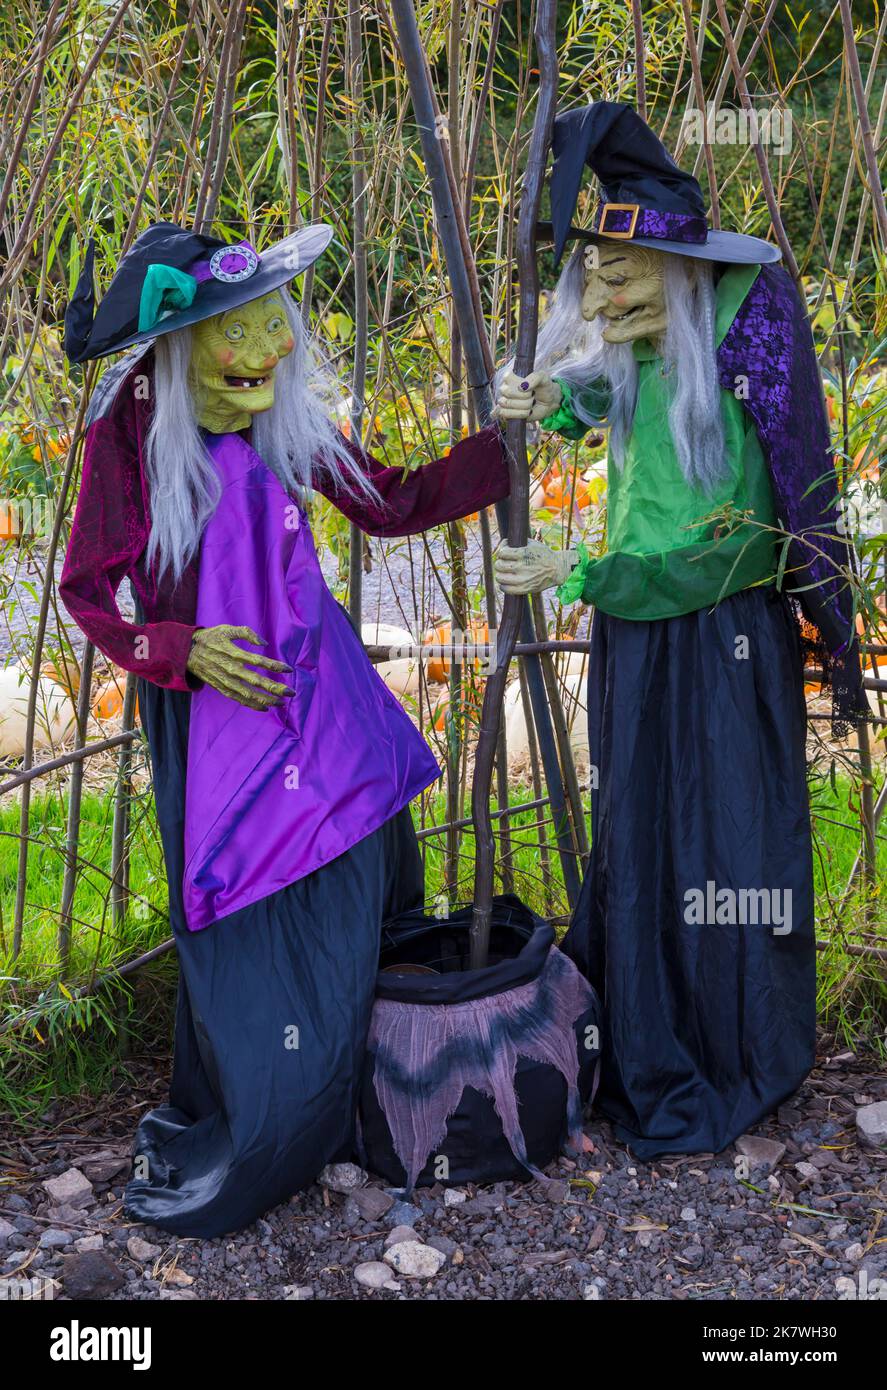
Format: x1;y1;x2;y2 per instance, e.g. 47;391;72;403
64;221;334;364
540;101;781;267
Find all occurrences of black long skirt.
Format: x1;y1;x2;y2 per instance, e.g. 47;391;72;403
124;681;424;1238
560;587;816;1159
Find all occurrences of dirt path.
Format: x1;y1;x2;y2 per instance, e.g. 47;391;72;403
2;1040;884;1302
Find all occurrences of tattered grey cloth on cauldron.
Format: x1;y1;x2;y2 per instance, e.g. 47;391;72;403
359;897;601;1190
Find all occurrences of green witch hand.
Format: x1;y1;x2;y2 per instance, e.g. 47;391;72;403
186;625;292;710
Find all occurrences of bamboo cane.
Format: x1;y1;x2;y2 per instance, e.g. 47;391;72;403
110;672;138;931
347;0;369;627
58;641;95;974
389;0;580;921
470;0;560;966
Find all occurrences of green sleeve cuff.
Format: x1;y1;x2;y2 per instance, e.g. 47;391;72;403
556;542;593;605
540;378;590;441
577;527;777;620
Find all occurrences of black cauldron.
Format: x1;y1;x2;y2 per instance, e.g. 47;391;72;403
358;894;600;1190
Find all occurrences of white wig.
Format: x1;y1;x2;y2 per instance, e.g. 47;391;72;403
507;243;728;494
145;292;378;581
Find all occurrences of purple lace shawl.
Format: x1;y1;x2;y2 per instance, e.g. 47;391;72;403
718;263;865;723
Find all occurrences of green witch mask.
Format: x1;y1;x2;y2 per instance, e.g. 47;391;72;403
188;290;296;432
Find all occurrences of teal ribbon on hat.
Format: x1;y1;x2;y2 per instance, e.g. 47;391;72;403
138;263;198;332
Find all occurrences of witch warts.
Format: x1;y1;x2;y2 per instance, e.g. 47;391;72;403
497;102;866;1159
60;221;511;1237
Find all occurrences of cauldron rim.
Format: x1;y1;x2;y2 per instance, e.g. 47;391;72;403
376;892;556;1005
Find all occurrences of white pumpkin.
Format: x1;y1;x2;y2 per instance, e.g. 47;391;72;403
0;662;76;756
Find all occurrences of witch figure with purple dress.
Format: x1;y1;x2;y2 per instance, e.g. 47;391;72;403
60;222;510;1237
496;104;866;1160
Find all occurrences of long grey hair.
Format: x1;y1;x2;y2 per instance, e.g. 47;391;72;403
511;243;728;494
145;292;378;581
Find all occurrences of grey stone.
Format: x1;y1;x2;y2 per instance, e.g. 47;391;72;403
856;1101;887;1151
384;1240;446;1278
46;1204;87;1226
41;1168;94;1209
443;1188;468;1207
2;1250;33;1272
719;1210;748;1231
318;1163;366;1194
735;1135;786;1172
543;1179;570;1204
341;1198;362;1228
583;1278;607;1300
354;1260;400;1292
386;1200;422;1228
39;1228;73;1250
680;1206;697;1222
82;1154;130;1184
127;1236;161;1262
350;1186;394;1222
74;1235;104;1253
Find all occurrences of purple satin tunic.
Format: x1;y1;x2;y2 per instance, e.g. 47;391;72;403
183;432;440;930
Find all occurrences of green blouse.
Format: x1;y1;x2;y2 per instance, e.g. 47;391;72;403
543;264;778;621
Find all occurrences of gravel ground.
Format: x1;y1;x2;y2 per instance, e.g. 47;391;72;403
2;1039;884;1302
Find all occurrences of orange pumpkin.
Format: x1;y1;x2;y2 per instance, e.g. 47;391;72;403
534;465;590;513
432;690;449;732
423;620;490;684
854;445;879;480
41;658;80;701
91;674;138;723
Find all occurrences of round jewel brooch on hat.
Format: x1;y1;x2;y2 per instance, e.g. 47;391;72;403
208;243;259;282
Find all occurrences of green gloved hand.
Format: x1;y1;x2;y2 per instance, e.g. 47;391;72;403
186;625;293;710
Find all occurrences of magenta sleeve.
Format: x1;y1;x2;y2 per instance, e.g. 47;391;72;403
59;409;199;692
311;423;510;535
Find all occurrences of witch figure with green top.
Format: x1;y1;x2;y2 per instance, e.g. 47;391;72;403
496;103;866;1159
60;222;511;1236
